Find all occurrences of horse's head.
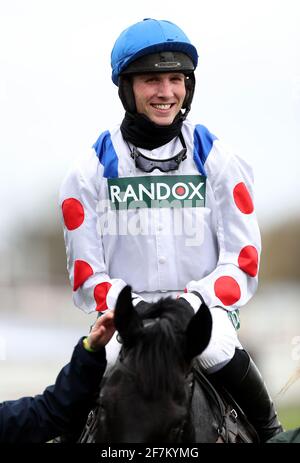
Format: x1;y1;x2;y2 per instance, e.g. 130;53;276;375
96;286;212;443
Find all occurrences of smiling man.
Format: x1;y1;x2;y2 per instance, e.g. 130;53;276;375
59;18;282;442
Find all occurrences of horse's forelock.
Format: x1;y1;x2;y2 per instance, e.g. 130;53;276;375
127;298;192;400
141;297;194;326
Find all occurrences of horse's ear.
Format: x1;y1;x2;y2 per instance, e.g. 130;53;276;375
185;303;212;361
114;285;142;346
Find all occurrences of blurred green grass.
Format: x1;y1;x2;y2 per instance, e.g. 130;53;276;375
278;406;300;430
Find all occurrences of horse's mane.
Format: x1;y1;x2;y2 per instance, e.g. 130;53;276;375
125;298;194;401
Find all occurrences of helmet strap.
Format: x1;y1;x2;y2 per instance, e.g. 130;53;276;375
118;76;136;113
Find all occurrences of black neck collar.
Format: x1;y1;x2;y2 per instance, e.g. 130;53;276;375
120;111;184;150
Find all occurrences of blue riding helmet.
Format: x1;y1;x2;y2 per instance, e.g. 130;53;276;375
111;19;199;114
111;18;198;86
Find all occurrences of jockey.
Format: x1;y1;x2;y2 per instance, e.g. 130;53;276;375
59;18;282;442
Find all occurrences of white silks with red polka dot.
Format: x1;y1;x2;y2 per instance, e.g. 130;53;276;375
59;120;261;316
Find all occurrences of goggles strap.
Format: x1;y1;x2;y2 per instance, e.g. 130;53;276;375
127;132;187;173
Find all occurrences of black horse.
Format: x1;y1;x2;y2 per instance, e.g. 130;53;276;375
79;286;258;443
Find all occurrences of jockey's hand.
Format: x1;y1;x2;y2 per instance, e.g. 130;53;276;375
178;291;203;312
87;311;115;350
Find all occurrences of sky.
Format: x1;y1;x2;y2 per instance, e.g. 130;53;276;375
0;0;299;251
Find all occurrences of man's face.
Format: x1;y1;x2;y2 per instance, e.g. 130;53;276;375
132;72;186;126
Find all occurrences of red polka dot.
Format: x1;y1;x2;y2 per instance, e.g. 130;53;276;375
238;246;258;277
62;198;84;230
94;282;112;312
214;276;241;306
73;260;94;291
233;183;254;214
